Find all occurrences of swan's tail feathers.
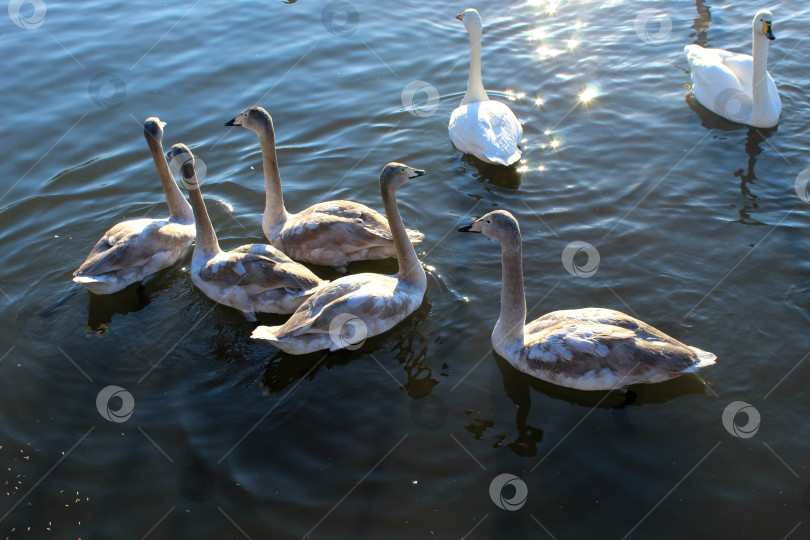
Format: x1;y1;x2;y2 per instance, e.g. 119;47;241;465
407;229;425;244
683;44;704;64
251;325;282;344
505;147;522;166
688;347;717;370
487;147;522;167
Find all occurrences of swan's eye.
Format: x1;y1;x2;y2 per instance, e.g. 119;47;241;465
486;220;490;224
401;168;405;172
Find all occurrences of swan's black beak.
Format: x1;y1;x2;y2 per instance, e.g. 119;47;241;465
224;117;238;126
409;169;426;179
765;23;775;40
457;222;478;233
455;13;464;21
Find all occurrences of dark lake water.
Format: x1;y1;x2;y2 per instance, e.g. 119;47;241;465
2;0;810;538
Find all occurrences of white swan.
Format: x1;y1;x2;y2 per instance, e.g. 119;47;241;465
458;210;717;391
684;9;781;128
73;118;195;294
448;8;522;166
225;107;424;272
251;163;427;354
167;144;325;320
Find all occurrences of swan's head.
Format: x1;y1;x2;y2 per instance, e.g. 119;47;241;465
458;210;521;247
166;143;198;188
225;106;273;133
456;8;483;34
143;117;167;144
754;9;775;40
379;162;426;190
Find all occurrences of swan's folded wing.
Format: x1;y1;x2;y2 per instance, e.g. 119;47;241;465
684;45;745;94
284;202;418;251
717;50;754;87
74;219;188;277
199;245;322;292
273;275;397;338
526;319;699;373
525;323;636;364
449;102;522;166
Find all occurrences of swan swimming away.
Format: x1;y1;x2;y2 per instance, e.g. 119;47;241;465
448;8;523;166
458;210;717;391
167;144;325;320
684;9;781;128
251;163;427;354
225;106;424;272
72;118;195;294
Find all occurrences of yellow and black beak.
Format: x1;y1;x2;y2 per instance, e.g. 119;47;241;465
763;21;775;40
455;13;464;21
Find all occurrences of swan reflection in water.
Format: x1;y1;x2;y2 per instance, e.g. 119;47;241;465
463;352;712;458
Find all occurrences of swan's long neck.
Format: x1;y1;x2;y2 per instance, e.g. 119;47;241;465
257;121;288;233
493;238;526;350
751;30;770;114
381;184;425;287
186;186;221;259
147;138;193;223
462;25;489;105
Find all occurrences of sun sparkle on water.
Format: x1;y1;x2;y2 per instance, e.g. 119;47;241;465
579;84;600;103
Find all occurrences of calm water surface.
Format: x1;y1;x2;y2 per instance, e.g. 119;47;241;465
2;0;810;538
